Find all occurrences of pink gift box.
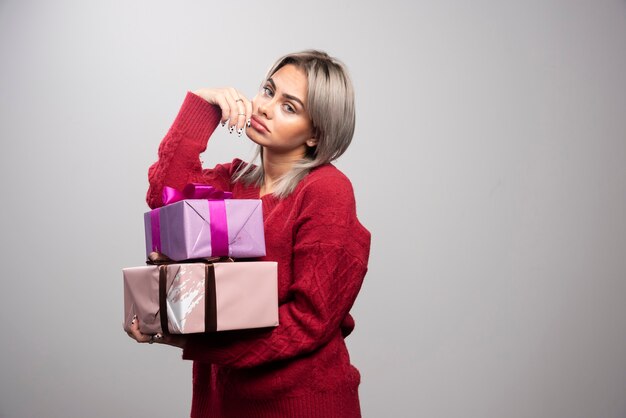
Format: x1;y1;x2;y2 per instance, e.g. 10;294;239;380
123;261;279;335
144;199;266;261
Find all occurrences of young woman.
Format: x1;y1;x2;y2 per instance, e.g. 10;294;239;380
127;50;371;418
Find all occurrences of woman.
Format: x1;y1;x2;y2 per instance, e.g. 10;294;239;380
128;50;371;418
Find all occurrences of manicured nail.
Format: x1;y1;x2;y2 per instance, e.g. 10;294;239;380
155;333;163;339
246;119;251;128
229;126;234;134
221;121;226;127
237;128;243;136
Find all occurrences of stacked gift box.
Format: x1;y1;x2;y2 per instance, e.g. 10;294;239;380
123;184;278;336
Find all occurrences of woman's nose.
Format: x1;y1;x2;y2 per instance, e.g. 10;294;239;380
256;97;272;119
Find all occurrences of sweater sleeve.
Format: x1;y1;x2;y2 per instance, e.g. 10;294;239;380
146;92;233;209
182;176;371;368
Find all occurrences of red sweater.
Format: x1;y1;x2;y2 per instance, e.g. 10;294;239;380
147;92;371;418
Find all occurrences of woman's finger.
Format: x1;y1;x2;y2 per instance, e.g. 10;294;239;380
214;89;237;128
227;88;248;135
220;89;239;134
213;94;232;127
128;316;151;343
233;90;252;137
243;97;253;134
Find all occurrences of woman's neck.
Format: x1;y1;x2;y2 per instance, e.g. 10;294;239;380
260;147;305;196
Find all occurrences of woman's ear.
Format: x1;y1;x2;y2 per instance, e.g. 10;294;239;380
306;137;318;148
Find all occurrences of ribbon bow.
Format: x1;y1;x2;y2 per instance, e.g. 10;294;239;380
162;183;233;206
149;183;233;259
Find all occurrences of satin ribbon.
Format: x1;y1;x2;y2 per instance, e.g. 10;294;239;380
162;183;233;206
150;184;232;257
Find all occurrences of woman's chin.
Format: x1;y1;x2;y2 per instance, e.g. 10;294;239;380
245;127;267;147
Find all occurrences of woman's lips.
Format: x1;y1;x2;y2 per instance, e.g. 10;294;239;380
250;116;270;133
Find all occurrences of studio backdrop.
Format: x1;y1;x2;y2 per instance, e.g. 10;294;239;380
1;1;625;417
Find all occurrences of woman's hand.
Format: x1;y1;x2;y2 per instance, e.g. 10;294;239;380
193;87;252;136
126;315;188;349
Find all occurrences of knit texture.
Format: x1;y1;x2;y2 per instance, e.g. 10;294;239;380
147;92;371;418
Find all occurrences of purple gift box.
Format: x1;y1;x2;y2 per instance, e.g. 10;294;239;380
123;261;279;334
145;198;266;261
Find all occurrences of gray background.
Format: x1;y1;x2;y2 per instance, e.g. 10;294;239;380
1;1;625;417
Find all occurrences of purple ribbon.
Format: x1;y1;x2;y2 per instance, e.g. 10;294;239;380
161;183;232;206
208;200;229;256
150;184;232;257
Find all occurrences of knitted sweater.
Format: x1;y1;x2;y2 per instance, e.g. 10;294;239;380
147;92;371;418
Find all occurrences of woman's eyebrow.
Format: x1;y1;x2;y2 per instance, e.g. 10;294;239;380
268;77;305;109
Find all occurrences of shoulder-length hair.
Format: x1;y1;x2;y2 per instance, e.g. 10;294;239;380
234;50;356;198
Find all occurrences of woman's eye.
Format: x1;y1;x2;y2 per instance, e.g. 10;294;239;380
283;104;295;113
263;86;273;97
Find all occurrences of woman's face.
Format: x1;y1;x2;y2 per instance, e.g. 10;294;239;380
246;64;317;158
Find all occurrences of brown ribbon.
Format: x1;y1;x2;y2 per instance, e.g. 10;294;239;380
205;264;217;333
158;265;169;335
157;262;223;334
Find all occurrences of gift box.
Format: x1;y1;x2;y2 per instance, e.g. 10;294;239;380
144;191;266;261
123;261;279;335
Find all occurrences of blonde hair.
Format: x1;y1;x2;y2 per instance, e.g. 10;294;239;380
234;50;356;198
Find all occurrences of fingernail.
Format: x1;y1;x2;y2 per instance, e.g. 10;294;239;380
246;119;251;128
229;126;234;134
238;128;243;136
155;333;163;339
221;121;226;127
